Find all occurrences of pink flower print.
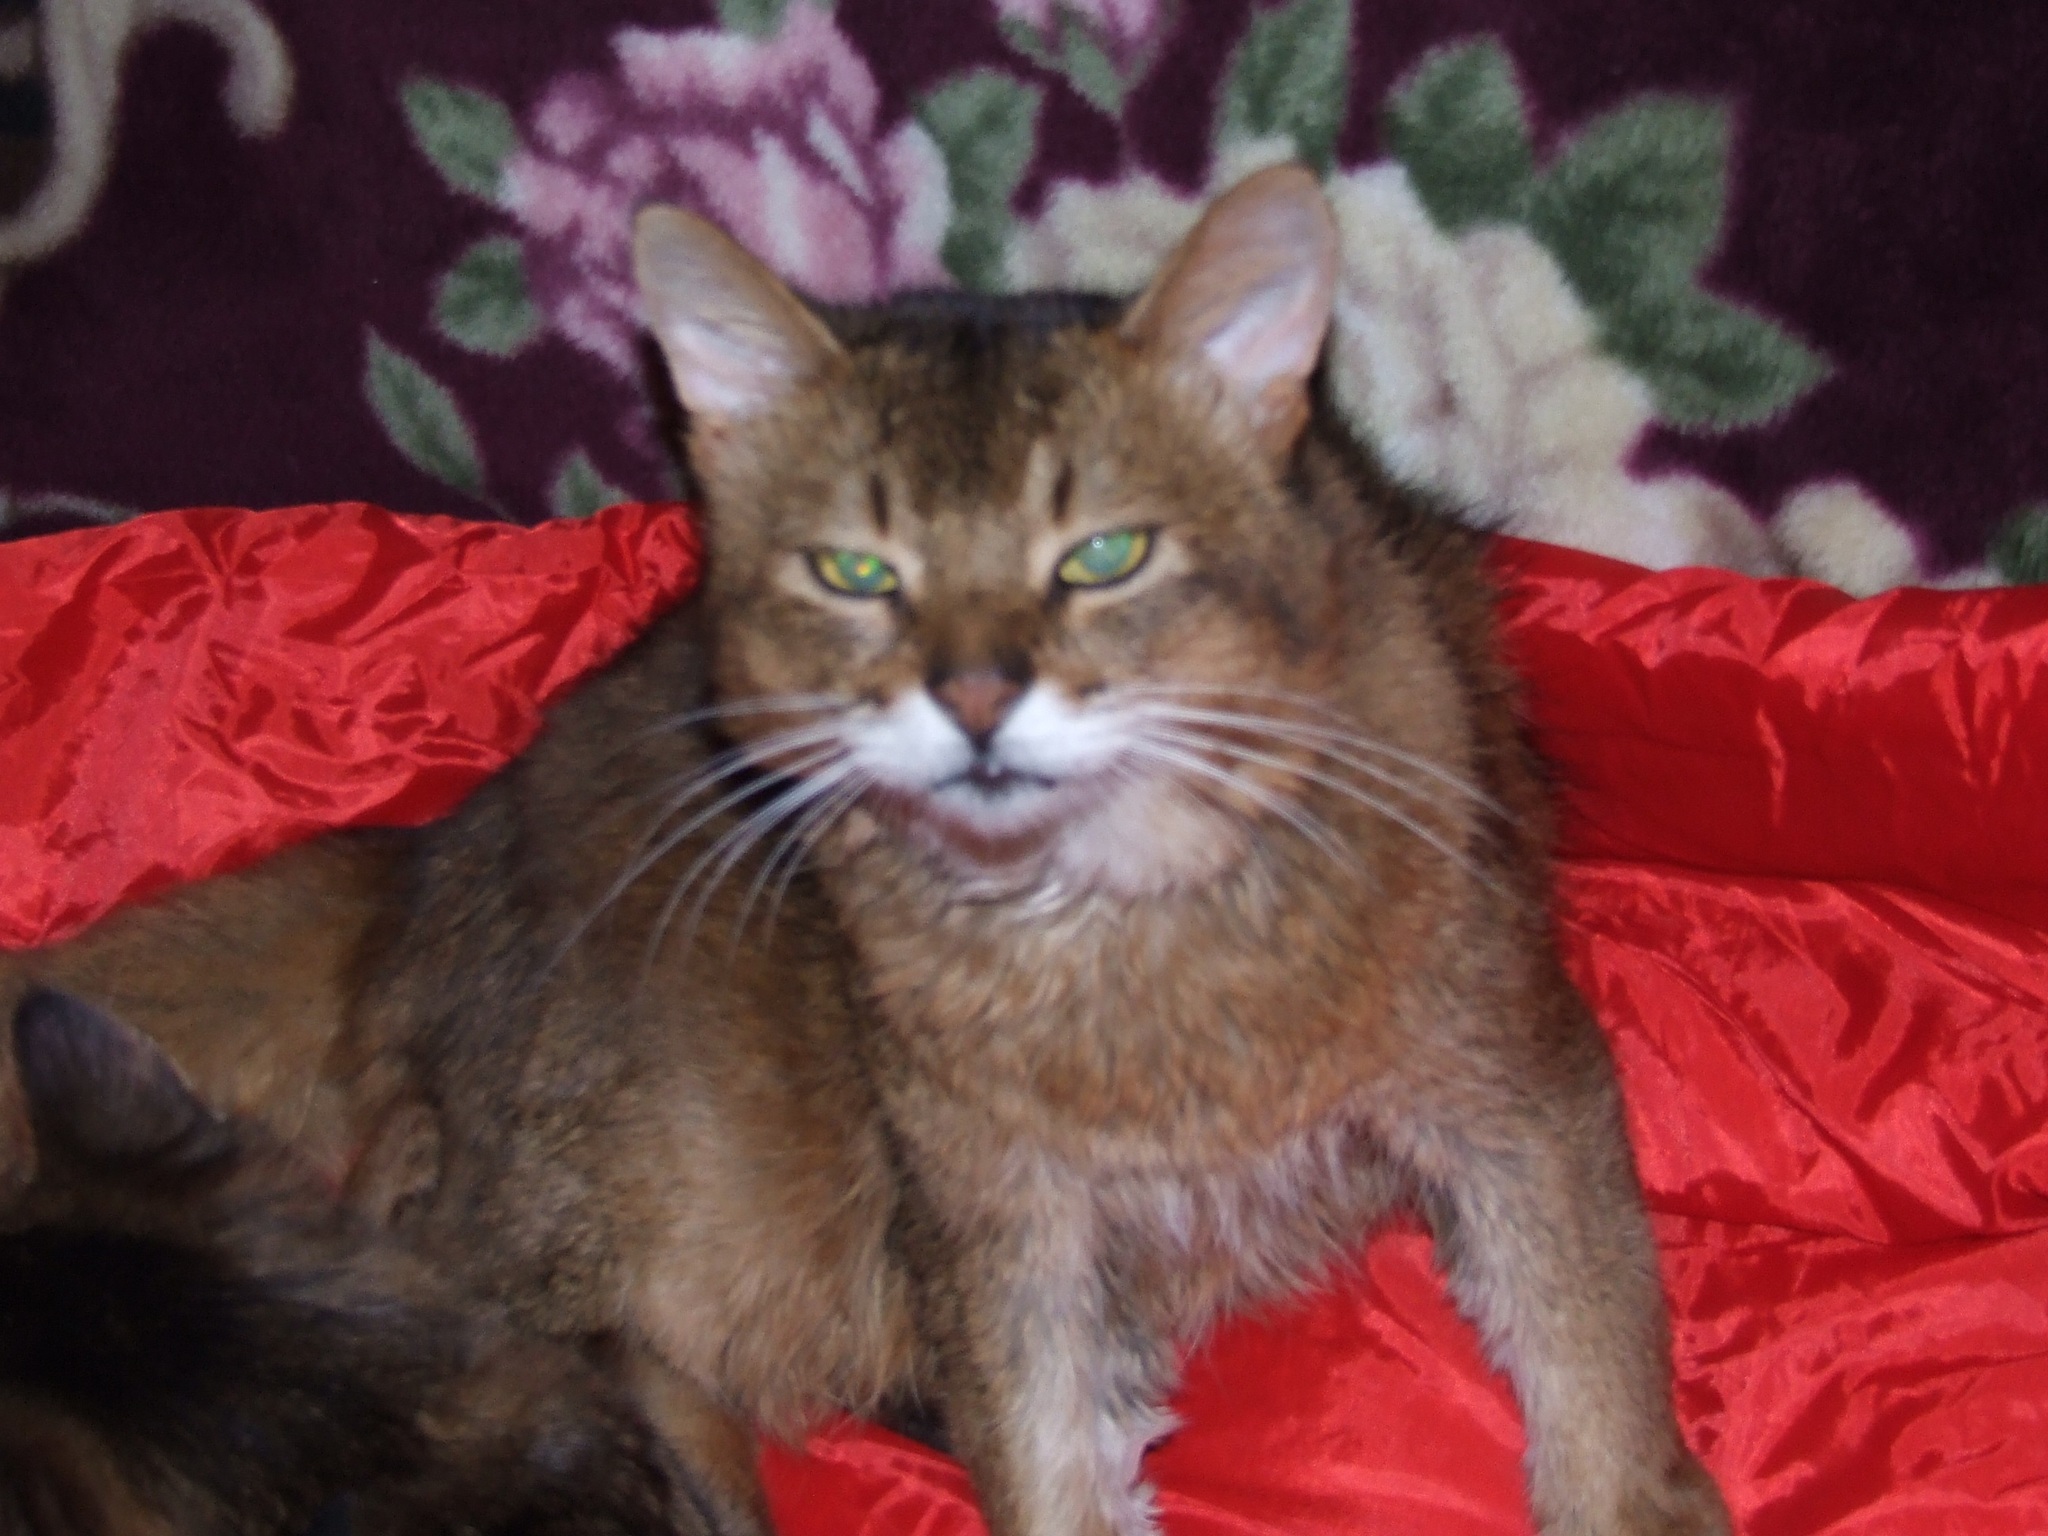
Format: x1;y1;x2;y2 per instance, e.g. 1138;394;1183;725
502;7;950;378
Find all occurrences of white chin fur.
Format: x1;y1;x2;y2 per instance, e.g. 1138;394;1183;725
841;684;1251;897
1049;776;1250;897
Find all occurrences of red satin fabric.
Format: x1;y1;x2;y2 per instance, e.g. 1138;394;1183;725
0;502;700;948
2;507;2043;1533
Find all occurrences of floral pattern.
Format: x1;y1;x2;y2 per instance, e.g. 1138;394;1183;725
502;8;948;380
993;0;1168;93
352;0;2023;586
5;0;2046;584
1323;163;1780;574
993;0;1163;59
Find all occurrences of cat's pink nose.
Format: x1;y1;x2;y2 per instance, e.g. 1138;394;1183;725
932;670;1023;745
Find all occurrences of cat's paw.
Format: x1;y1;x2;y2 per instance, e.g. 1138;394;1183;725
1612;1452;1732;1536
1541;1448;1732;1536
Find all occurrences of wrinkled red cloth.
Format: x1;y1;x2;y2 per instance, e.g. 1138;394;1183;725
1;504;2042;1535
0;502;700;947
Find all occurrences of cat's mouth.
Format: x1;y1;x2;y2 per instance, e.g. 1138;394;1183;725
836;684;1124;876
892;762;1090;874
923;762;1068;850
936;761;1057;798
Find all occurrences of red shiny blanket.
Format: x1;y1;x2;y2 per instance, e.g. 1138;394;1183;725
3;503;2043;1535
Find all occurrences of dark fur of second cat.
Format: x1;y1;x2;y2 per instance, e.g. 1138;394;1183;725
12;166;1731;1536
0;989;682;1536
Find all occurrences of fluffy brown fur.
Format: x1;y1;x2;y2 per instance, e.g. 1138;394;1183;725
0;990;682;1536
0;838;403;1184
6;166;1729;1536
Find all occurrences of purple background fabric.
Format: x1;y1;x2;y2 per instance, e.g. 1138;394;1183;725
4;1;2045;571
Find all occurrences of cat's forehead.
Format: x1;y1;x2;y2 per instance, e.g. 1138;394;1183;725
820;302;1123;507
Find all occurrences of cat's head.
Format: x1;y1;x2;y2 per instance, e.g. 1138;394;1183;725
8;986;418;1273
634;165;1345;895
10;985;243;1214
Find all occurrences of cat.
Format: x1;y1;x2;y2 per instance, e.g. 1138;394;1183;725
0;988;684;1536
8;164;1731;1536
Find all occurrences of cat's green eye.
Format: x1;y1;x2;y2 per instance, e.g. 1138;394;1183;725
1056;528;1152;589
809;547;901;597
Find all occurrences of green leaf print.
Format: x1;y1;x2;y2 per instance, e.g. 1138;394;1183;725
1057;12;1129;117
1218;0;1353;173
916;70;1043;291
363;330;486;498
1991;504;2048;584
434;237;541;358
1377;40;1830;433
1000;12;1132;118
1527;95;1730;314
1384;39;1535;231
716;0;831;35
401;78;518;204
550;449;631;520
1603;286;1830;430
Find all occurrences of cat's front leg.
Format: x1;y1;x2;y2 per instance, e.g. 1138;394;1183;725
894;1151;1177;1536
1384;1011;1731;1536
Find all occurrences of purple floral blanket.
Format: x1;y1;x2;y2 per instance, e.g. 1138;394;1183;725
2;0;2044;591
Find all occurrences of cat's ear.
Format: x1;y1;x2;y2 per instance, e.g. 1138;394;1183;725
1120;163;1339;458
13;988;223;1165
633;205;845;443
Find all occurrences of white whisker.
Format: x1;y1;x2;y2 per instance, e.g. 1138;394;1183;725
1130;703;1453;815
551;736;844;973
1141;723;1494;889
1118;685;1505;818
629;692;848;748
645;759;854;976
729;769;869;951
614;720;848;873
584;707;852;857
763;774;870;935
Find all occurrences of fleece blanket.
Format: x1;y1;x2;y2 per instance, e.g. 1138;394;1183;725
2;501;2043;1535
4;0;2048;591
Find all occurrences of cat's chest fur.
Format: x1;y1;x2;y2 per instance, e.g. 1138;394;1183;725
824;769;1495;1235
835;853;1402;1160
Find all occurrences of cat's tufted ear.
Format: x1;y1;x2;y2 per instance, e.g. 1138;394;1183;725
1120;163;1339;458
633;205;845;443
13;988;224;1166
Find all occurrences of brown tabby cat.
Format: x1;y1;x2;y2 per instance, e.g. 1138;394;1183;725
9;165;1729;1536
0;989;681;1536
